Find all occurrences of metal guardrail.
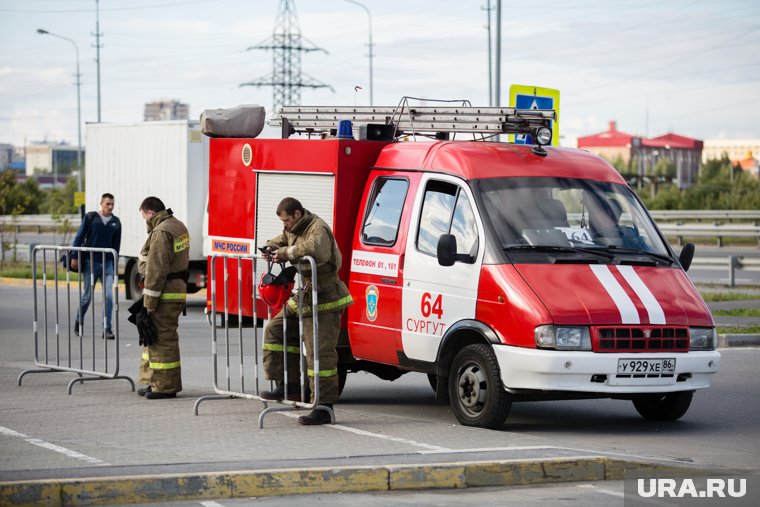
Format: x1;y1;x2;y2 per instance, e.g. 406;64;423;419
688;254;760;287
658;223;760;247
1;214;80;233
650;210;760;221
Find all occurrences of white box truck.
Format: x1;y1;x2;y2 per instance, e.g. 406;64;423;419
85;120;209;299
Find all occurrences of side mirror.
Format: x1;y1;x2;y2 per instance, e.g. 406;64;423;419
437;234;457;267
679;243;695;272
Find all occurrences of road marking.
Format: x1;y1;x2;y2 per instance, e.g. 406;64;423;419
577;483;625;497
0;425;109;466
278;412;450;451
199;502;226;507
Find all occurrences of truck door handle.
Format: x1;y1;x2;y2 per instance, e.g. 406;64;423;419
380;277;397;285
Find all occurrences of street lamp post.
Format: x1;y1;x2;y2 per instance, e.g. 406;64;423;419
345;0;374;106
36;29;82;201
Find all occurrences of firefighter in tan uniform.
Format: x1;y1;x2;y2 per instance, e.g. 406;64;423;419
136;196;190;400
261;197;353;425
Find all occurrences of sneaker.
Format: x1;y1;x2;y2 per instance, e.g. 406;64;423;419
137;386;152;397
297;404;333;425
103;331;115;340
145;391;176;400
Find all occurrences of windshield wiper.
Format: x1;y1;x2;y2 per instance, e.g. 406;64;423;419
604;246;674;265
506;245;615;260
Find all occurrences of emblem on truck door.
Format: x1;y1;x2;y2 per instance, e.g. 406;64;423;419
366;285;379;322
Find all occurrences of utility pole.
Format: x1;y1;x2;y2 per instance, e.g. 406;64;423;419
345;0;374;106
93;0;103;122
36;29;82;197
241;0;333;115
482;1;493;106
494;0;501;107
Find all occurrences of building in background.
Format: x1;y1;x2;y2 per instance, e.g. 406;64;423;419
0;143;13;170
702;139;760;163
24;142;82;177
577;121;703;189
144;99;189;121
736;151;759;178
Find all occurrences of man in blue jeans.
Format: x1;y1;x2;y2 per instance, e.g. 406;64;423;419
70;193;122;339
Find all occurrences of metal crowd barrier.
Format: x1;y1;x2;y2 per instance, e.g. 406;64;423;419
18;245;134;393
193;253;327;428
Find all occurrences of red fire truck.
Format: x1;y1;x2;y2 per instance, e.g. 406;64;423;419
205;100;720;429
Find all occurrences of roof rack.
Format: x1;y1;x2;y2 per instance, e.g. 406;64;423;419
268;96;555;140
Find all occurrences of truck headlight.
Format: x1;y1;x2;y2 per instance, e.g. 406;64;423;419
535;325;591;350
690;327;717;351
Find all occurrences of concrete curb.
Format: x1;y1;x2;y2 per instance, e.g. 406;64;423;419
718;334;760;347
0;456;712;507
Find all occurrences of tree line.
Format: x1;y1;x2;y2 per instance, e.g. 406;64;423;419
2;154;759;216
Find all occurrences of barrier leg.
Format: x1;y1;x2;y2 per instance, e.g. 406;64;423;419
68;374;135;394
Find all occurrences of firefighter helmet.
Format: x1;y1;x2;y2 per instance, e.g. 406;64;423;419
259;262;297;308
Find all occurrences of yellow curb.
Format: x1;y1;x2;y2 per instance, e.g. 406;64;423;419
0;457;711;507
0;277;33;288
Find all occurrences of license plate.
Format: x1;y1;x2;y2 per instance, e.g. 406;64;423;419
617;358;676;375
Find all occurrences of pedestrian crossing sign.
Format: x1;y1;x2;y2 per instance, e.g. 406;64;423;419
509;85;560;146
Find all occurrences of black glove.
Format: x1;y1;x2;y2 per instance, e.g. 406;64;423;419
136;309;158;347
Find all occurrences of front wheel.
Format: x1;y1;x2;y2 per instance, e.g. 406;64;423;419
632;391;693;421
448;343;511;429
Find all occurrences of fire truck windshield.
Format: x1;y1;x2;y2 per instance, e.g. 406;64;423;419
474;177;671;262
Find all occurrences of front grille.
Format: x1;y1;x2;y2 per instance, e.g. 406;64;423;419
593;327;689;352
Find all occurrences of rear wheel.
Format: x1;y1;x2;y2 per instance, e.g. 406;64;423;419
632;391;693;421
448;343;511;429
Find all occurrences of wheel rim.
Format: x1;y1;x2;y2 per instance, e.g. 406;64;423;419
457;362;487;417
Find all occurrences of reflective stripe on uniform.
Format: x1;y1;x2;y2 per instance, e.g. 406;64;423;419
150;360;181;370
308;368;338;378
160;292;186;301
144;288;161;297
142;352;180;370
288;294;354;314
263;343;301;354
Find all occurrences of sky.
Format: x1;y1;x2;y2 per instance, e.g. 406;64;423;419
1;0;759;149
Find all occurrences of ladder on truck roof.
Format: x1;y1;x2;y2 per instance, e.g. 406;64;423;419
269;96;555;141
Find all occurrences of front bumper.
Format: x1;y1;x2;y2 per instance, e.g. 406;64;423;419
493;344;720;394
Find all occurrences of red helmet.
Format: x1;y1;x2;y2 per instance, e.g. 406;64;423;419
258;263;297;309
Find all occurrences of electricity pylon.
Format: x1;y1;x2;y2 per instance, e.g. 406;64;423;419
241;0;333;115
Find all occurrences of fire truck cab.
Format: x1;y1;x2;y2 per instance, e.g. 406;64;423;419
206;102;720;429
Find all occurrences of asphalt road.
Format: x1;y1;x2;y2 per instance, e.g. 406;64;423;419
1;282;758;475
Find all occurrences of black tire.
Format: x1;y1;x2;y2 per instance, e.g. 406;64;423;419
126;260;143;301
448;343;511;429
427;373;437;393
632;391;693;421
338;365;348;398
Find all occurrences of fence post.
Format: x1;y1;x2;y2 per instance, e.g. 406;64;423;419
728;255;736;287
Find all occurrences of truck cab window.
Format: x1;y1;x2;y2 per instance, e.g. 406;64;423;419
417;180;478;260
361;177;409;246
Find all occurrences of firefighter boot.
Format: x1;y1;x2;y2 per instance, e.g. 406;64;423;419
260;381;301;401
297;404;333;425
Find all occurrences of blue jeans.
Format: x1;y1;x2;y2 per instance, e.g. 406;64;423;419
76;260;115;334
